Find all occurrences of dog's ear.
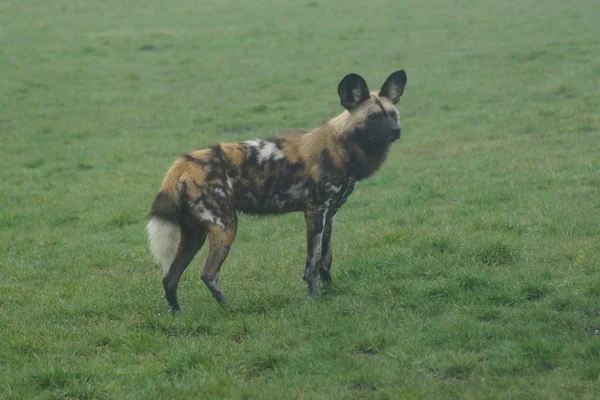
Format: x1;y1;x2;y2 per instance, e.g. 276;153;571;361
338;73;370;111
379;70;407;104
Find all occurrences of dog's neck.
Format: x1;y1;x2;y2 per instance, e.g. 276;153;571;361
342;128;392;181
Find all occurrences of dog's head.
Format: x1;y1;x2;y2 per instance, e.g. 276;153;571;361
338;70;407;144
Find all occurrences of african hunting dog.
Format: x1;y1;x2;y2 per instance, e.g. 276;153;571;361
147;69;408;312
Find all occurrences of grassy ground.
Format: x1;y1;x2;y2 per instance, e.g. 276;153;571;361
1;0;599;398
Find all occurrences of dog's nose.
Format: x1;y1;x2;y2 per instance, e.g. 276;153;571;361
391;127;401;140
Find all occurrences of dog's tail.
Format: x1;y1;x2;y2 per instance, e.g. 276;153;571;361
146;164;185;274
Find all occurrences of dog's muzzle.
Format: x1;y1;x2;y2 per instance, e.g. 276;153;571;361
390;128;401;141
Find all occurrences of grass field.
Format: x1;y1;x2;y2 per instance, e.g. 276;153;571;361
1;0;599;398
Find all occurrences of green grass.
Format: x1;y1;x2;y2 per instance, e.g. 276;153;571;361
1;0;599;398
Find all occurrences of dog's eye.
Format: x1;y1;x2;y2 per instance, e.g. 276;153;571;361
367;113;380;120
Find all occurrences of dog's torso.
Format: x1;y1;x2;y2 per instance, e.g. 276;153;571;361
173;132;365;227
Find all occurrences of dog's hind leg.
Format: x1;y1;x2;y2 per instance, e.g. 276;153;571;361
162;226;208;313
201;220;237;305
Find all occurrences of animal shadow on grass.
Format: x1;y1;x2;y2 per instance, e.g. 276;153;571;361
228;291;295;316
136;314;214;338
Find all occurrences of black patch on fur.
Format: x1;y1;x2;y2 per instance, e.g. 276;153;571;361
342;134;391;181
212;145;229;165
205;165;222;182
379;70;407;104
320;149;337;173
338;73;370;111
244;146;259;164
150;191;180;222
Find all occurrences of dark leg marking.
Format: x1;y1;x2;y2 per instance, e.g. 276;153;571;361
303;207;327;297
162;228;207;313
320;214;336;283
201;222;237;305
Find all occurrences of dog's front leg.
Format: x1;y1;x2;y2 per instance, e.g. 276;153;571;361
320;214;336;283
303;207;327;297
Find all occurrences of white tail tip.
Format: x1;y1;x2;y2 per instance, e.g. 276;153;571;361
146;217;180;274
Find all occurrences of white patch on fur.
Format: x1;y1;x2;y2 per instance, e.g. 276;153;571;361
146;218;180;275
244;139;262;149
226;175;234;190
310;205;329;267
200;210;225;229
325;183;342;194
311;233;323;266
194;201;225;229
257;141;285;163
213;187;227;198
286;180;307;199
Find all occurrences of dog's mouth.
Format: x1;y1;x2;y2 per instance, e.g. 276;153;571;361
389;132;401;141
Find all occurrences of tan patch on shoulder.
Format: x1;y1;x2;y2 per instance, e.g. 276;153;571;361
276;129;309;138
219;143;245;166
281;135;304;164
298;132;330;182
307;163;323;182
325;140;347;171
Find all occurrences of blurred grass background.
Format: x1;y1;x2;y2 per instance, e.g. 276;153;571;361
1;0;599;398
